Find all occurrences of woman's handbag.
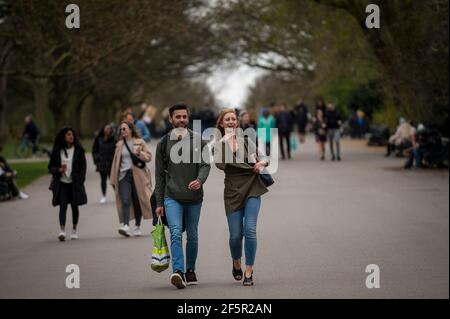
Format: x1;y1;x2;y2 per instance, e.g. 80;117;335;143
151;217;170;273
123;139;146;169
259;168;274;187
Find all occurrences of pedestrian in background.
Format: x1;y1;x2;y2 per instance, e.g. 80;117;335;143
293;98;310;143
48;128;87;241
275;103;294;160
110;121;153;237
313;109;327;161
124;111;151;143
325;103;342;161
92;124;116;204
257;107;276;156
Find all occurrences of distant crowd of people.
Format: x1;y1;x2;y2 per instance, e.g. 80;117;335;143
241;98;345;161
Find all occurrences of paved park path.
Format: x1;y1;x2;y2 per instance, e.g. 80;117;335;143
0;137;448;298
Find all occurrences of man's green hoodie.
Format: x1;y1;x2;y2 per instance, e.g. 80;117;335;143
154;129;210;207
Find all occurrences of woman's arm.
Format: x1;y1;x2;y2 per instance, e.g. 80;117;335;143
137;140;152;162
48;150;61;176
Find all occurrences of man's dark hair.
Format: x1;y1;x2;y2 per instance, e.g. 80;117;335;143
169;104;189;117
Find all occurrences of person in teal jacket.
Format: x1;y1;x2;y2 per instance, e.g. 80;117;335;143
257;107;276;156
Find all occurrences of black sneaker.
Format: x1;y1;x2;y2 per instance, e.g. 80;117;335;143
243;271;254;286
170;271;186;289
185;269;198;286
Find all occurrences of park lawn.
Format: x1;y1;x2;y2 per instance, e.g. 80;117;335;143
10;161;49;189
0;143;16;159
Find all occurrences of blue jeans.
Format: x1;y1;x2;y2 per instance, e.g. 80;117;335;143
164;197;202;273
414;148;425;167
226;196;261;266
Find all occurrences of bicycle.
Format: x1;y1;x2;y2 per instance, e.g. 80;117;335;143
14;136;51;159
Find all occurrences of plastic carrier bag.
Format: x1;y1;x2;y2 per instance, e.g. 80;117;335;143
151;217;170;272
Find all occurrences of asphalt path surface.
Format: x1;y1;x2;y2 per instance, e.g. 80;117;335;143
0;137;448;298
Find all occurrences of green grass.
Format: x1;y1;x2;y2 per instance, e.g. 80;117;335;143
9;161;49;189
1;139;92;161
0;143;16;159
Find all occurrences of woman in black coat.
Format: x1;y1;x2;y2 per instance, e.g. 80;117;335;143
48;127;87;241
92;124;116;204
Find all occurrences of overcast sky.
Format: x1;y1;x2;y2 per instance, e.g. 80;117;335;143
206;63;266;108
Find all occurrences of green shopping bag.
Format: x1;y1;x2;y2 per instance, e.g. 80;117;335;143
151;217;170;272
290;135;298;151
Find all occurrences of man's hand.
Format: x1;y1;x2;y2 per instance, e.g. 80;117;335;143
188;180;201;191
156;206;164;217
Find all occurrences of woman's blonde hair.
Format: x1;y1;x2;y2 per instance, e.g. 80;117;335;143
215;108;239;137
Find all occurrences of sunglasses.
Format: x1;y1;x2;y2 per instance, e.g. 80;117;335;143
121;127;128;131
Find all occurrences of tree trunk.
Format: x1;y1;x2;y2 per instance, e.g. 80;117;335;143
32;79;54;138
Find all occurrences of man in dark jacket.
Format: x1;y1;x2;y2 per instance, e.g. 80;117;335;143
22;115;40;155
154;104;211;289
275;103;294;160
325;103;343;161
293;99;309;143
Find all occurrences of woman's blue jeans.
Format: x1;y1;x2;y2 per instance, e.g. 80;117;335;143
226;196;261;266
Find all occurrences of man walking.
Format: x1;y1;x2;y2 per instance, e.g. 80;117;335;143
325;103;342;161
275;103;294;160
154;104;211;289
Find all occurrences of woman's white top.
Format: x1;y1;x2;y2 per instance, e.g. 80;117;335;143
60;146;74;184
119;138;134;181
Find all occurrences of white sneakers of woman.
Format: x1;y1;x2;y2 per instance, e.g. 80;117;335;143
118;224;131;237
100;197;107;204
58;231;66;241
70;230;78;240
19;192;29;199
133;226;142;237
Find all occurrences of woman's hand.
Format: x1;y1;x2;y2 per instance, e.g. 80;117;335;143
253;161;267;173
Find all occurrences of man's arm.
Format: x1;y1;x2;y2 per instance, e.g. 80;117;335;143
154;141;166;208
196;139;211;185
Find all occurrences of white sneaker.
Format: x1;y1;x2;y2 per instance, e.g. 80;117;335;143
100;197;107;204
118;224;131;237
133;226;142;237
58;231;66;241
70;230;78;240
19;192;29;199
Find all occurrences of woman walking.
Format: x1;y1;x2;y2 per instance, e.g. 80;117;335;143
48;128;87;241
313;109;327;161
110;121;153;237
92;124;116;204
214;108;270;286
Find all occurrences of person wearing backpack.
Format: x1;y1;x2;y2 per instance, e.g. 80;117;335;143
154;104;211;289
110;121;153;237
